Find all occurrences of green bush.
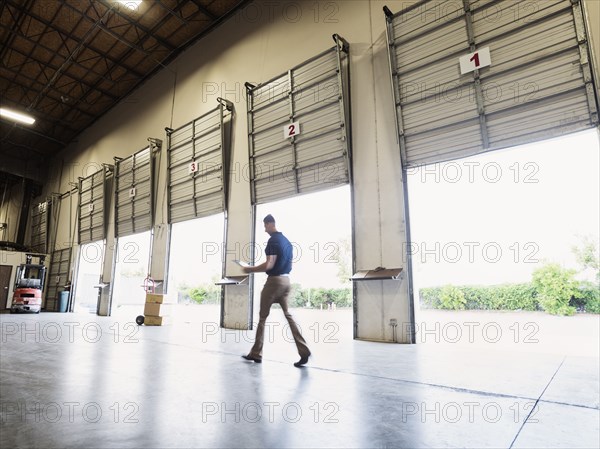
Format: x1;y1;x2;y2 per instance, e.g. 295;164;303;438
289;283;309;308
290;286;352;308
572;281;600;314
438;285;466;310
419;276;600;315
463;284;539;311
420;284;539;311
532;263;579;316
186;285;220;305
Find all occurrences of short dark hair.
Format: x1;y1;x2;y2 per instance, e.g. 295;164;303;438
263;214;275;223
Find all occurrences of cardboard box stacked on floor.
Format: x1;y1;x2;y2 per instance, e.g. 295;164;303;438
144;292;167;325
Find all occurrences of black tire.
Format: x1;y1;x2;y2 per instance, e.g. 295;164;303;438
135;315;145;325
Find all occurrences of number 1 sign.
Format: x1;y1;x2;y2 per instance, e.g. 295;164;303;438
284;121;301;139
459;47;491;75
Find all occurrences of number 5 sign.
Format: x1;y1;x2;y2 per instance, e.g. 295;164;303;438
459;47;491;75
284;121;301;139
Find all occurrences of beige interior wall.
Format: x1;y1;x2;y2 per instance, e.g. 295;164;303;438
584;0;600;98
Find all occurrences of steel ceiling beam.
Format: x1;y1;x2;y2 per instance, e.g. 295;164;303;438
0;66;95;123
96;0;177;51
189;0;218;20
0;32;119;102
0;0;36;63
4;0;145;79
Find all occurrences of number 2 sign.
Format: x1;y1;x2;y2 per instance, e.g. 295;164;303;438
459;47;491;75
284;121;301;140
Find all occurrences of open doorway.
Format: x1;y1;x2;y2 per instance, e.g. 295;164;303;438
252;186;353;345
166;213;224;325
110;231;152;318
73;241;104;314
407;129;600;356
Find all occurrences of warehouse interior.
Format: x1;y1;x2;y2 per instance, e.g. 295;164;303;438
1;1;599;447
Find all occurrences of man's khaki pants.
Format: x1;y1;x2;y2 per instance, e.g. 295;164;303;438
248;276;310;360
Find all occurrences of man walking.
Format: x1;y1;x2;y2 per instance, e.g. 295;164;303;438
242;214;311;367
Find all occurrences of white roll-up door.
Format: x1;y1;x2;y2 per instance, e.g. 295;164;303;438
78;167;110;245
167;99;233;224
45;247;71;305
30;201;48;253
246;35;352;204
114;142;156;237
384;0;599;167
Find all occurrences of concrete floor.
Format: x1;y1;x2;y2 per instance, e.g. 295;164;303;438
1;307;598;448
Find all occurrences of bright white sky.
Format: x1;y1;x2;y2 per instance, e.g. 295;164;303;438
408;129;600;289
255;186;352;288
166;188;352;291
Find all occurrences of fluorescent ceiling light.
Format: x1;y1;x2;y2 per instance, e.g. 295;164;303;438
117;0;142;10
0;108;36;125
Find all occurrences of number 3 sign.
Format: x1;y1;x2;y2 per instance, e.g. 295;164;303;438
459;47;491;75
284;121;301;139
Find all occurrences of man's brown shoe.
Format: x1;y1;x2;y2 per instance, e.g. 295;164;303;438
293;354;310;367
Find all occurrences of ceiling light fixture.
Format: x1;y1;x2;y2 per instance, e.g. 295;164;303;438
0;108;36;125
117;0;142;11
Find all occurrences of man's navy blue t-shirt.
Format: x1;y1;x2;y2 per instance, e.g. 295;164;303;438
265;232;293;276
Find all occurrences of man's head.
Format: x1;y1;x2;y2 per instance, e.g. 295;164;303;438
263;214;276;234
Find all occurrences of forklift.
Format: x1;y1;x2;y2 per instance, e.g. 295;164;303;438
10;254;47;314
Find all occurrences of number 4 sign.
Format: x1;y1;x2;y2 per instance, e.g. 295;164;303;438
284;121;301;140
459;47;491;75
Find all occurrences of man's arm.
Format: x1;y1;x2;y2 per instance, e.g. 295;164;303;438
243;255;277;273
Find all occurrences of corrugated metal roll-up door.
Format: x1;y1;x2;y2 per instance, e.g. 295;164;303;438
30;201;48;253
246;34;352;204
384;0;599;167
78;167;110;245
45;247;71;304
167;99;233;224
114;141;157;237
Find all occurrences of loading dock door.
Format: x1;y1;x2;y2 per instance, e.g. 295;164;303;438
114;144;155;238
30;201;48;254
385;0;599;167
242;35;353;331
246;35;352;204
167;100;233;224
45;247;72;311
78;167;110;245
384;0;599;343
